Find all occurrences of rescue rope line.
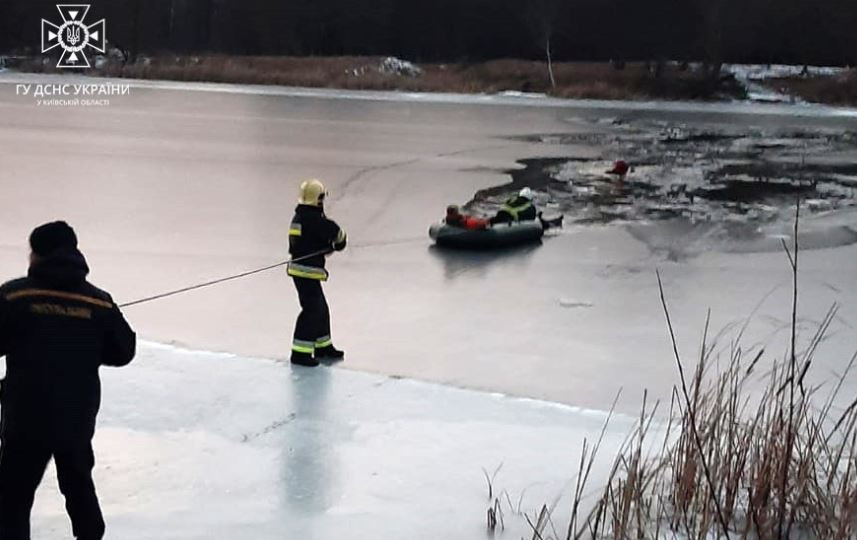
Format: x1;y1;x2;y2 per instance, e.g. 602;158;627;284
119;249;332;308
118;237;426;309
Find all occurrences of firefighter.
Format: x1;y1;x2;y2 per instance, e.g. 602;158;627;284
489;187;539;225
287;179;347;367
0;221;136;540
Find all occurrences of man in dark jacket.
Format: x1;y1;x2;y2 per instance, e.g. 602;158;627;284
287;179;347;367
0;221;136;540
489;187;539;225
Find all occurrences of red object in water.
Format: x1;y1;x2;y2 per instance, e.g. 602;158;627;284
607;160;630;176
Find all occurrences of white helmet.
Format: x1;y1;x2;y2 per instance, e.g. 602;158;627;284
298;179;328;207
518;187;535;200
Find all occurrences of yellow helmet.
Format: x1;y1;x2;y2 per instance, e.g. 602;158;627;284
298;179;328;207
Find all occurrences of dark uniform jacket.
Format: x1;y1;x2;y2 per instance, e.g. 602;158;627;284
0;248;136;444
287;205;347;281
491;195;538;225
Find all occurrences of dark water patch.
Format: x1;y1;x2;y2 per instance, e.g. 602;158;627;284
802;163;857;176
693;179;817;203
661;132;742;144
509;133;614;146
751;142;790;150
466;157;568;210
459;166;510;175
715;162;857;178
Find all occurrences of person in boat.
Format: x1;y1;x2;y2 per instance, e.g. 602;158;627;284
445;205;489;230
489;188;538;225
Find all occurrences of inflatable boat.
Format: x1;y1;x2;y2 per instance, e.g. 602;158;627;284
429;220;545;249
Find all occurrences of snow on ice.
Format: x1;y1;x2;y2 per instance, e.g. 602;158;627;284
22;342;637;539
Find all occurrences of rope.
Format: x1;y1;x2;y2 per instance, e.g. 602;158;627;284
119;249;331;308
118;236;426;309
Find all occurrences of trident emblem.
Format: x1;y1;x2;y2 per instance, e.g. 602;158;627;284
65;25;81;46
41;5;106;69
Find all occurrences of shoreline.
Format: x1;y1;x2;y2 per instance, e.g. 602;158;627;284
3;70;857;119
7;55;855;107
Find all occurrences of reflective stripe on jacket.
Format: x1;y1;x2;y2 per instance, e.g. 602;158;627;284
501;200;534;221
288;204;346;280
287;263;329;281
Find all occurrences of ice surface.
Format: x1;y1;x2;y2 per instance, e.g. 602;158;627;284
1;73;855;416
23;342;637;539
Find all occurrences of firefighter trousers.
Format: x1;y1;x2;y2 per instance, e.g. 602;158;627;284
291;277;332;354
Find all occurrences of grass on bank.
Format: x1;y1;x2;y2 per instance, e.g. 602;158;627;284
20;55;745;101
766;70;857;107
489;204;857;539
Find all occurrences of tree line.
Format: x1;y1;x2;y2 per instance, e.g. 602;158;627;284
2;0;855;66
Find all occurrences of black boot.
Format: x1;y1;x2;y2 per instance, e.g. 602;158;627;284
315;345;345;361
291;351;319;367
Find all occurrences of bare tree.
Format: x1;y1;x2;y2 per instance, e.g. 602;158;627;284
524;0;561;89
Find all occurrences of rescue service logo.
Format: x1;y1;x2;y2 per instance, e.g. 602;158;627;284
41;5;106;69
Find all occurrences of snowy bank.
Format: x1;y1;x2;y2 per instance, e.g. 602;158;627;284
21;342;637;539
726;64;848;103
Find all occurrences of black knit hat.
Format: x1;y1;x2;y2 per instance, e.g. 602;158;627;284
29;221;78;256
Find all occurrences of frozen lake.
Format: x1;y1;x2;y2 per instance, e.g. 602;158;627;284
1;73;855;537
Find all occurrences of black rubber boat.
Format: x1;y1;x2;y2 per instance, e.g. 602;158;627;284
429;220;545;249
